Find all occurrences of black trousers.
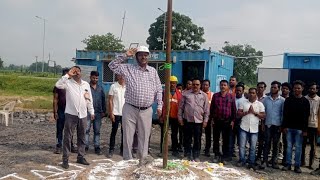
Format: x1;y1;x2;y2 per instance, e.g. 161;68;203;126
204;119;212;152
213;120;231;158
184;121;202;158
109;115;123;152
159;118;181;153
263;125;281;163
302;127;318;166
257;124;265;160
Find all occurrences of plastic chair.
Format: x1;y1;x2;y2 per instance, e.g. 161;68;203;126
0;101;16;126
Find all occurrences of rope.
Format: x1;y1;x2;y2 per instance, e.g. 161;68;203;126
159;63;172;70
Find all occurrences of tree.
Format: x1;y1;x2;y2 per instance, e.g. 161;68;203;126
147;11;205;50
0;57;3;69
221;42;263;84
82;33;125;51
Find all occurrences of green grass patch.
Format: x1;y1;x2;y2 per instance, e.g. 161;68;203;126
0;74;58;96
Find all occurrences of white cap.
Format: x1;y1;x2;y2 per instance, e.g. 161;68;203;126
136;46;150;55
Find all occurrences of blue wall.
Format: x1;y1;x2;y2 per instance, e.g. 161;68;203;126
283;53;320;70
75;50;234;120
75;50;234;93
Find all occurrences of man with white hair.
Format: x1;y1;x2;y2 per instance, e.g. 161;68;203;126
108;46;163;166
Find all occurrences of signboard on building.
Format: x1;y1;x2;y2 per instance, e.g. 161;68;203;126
216;75;227;92
77;65;97;83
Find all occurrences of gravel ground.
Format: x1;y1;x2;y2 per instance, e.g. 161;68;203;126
0;115;319;179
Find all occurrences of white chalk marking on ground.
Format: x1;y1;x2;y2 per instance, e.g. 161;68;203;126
0;173;28;180
1;158;258;179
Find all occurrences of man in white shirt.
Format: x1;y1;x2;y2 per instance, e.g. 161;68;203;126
302;82;320;169
237;88;265;170
107;74;126;158
55;66;95;169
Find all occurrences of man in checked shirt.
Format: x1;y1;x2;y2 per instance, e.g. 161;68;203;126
108;46;163;166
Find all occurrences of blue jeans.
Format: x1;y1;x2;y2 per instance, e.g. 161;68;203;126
239;128;258;165
85;113;102;147
286;128;303;167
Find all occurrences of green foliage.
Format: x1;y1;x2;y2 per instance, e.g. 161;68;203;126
147;11;205;50
221;42;263;84
82;33;125;51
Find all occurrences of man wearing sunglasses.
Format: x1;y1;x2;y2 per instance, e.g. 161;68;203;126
178;79;209;162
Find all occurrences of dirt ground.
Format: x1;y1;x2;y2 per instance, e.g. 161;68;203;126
0;113;320;179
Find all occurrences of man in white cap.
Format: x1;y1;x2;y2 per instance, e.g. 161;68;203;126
108;46;163;166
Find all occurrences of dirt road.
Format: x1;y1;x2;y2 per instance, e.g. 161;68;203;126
0;115;319;179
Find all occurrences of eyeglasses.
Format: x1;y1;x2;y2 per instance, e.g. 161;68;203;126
192;84;200;86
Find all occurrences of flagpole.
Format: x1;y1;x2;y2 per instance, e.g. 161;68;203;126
163;0;173;168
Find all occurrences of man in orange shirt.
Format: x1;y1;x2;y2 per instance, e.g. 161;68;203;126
159;76;182;157
202;80;214;157
229;76;237;97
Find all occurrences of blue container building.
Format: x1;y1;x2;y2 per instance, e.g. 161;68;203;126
75;49;234;119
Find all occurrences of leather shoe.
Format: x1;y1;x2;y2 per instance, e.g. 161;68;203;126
76;158;90;165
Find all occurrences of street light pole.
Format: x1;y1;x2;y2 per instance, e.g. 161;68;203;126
158;8;166;50
35;16;47;72
35;56;38;72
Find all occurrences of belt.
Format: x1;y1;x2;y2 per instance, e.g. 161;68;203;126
129;103;151;110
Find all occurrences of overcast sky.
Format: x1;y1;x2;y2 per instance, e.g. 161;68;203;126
1;0;320;68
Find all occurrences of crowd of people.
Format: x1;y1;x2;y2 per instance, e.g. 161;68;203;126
53;46;320;176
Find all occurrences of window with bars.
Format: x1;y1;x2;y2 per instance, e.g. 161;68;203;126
103;61;115;83
102;61;165;84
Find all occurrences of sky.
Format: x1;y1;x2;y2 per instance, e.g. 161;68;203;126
1;0;320;68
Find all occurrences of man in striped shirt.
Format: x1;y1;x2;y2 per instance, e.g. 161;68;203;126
108;46;163;166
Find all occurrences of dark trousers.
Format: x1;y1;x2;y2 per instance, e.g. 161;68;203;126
178;123;184;149
170;118;180;152
109;115;123;152
280;132;287;164
229;118;241;155
257;124;265;160
56;108;65;147
56;108;74;148
302;127;318;166
184;121;202;158
204;119;212;152
263;125;281;164
213;120;231;158
159;118;181;153
63;113;87;162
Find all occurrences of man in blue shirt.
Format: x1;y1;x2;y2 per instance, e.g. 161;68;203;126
260;81;285;169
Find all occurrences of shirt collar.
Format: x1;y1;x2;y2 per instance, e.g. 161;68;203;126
306;95;320;100
267;94;281;100
70;78;85;85
135;64;151;71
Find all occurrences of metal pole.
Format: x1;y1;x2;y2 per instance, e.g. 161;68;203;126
158;8;166;51
42;19;46;72
120;11;126;41
163;0;172;168
35;56;38;72
35;16;46;72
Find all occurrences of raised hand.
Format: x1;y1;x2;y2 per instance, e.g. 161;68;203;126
68;67;78;76
126;48;137;57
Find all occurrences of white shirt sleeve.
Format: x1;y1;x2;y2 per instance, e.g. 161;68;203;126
259;102;265;113
109;84;115;96
55;74;70;89
86;83;95;115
